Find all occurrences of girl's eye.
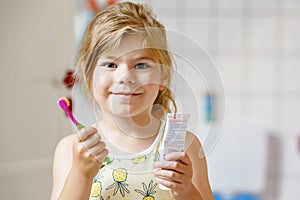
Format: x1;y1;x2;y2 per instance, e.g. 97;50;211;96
104;63;117;68
134;63;149;69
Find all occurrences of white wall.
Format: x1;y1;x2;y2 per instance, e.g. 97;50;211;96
1;0;299;200
0;0;75;199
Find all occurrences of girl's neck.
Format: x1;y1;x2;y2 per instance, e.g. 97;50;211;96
99;111;161;140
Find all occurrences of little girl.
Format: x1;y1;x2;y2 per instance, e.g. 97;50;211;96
50;2;214;200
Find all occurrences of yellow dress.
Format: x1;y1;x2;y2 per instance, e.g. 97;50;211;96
89;121;174;200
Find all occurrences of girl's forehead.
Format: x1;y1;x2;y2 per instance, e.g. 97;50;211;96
101;34;159;60
101;49;157;60
118;34;145;53
107;35;151;55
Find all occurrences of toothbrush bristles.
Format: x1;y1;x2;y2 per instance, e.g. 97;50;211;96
57;97;79;126
61;97;70;107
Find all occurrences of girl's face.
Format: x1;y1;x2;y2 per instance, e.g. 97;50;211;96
92;34;165;118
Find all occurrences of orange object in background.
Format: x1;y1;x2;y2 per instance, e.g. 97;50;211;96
88;0;116;13
108;0;116;5
88;0;98;13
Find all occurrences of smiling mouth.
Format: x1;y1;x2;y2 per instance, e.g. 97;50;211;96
111;92;142;97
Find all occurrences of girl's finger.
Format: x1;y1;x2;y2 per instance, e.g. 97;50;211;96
81;133;101;148
155;177;180;190
154;169;185;183
94;148;109;162
154;161;188;174
87;141;106;156
165;152;191;165
77;127;98;142
155;176;190;198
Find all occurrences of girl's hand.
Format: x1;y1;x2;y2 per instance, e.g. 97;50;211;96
72;127;108;179
154;152;193;199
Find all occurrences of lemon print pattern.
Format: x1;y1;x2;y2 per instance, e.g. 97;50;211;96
100;196;110;200
106;168;130;197
134;180;157;200
132;155;147;164
91;181;102;197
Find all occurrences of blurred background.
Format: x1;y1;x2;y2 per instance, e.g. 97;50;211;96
0;0;299;199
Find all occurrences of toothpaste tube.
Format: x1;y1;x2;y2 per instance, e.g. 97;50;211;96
159;113;190;190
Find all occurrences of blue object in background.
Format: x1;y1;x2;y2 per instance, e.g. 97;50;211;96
233;194;263;200
213;192;263;200
213;192;223;200
204;92;213;123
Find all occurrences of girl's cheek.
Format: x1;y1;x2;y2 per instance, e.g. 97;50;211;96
92;68;107;90
137;71;162;85
93;67;105;78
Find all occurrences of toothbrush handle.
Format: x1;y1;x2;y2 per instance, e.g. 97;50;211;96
76;124;85;130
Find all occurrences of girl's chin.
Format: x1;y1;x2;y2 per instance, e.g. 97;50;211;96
109;106;151;118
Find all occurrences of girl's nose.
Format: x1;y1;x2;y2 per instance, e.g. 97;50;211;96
115;64;136;84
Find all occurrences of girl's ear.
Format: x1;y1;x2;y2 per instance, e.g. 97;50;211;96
159;78;167;91
159;84;165;91
159;63;168;91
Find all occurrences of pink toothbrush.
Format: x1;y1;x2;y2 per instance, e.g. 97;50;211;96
57;97;85;130
57;97;113;168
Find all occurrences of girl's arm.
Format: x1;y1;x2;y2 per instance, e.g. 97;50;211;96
154;132;214;200
186;132;214;200
50;134;73;200
50;127;108;200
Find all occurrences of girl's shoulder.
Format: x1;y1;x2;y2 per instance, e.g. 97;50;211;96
51;134;76;200
53;134;77;169
185;131;205;159
55;134;76;153
185;131;201;147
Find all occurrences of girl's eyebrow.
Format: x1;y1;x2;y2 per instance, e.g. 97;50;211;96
101;55;116;60
133;56;155;61
99;53;156;62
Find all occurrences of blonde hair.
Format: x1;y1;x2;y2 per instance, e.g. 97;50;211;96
75;1;176;118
